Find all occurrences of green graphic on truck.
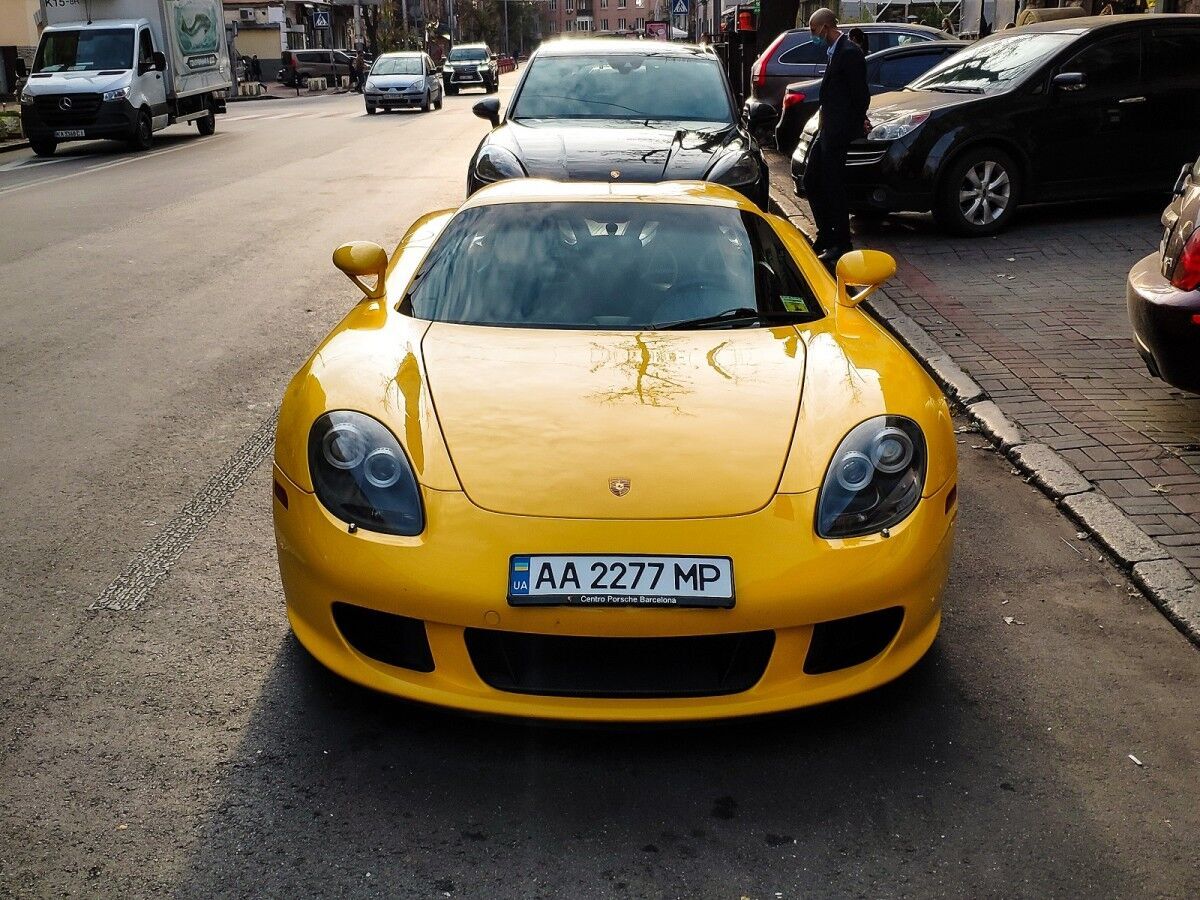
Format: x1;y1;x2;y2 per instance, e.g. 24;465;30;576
170;0;220;69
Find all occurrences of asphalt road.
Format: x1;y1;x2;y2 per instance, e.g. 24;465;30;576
1;91;1198;899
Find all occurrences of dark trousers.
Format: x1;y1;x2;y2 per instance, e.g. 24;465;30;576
802;130;852;250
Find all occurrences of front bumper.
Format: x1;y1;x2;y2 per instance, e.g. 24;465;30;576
274;465;956;721
790;130;934;214
21;96;138;143
366;91;425;109
443;68;490;86
1126;251;1200;394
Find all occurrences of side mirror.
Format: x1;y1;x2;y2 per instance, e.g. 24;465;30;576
1051;71;1086;92
15;58;28;78
153;51;166;72
333;241;389;300
835;249;896;307
473;97;501;127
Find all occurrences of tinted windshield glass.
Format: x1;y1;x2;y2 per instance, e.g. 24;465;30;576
449;48;487;62
34;29;133;72
512;54;733;122
372;57;424;75
909;33;1072;95
404;202;821;329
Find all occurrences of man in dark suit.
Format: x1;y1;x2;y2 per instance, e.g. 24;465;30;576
802;8;870;266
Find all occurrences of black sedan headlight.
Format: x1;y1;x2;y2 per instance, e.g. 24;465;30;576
817;416;926;539
308;411;424;535
474;145;526;184
706;150;759;188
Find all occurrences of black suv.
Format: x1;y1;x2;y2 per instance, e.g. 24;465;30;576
791;14;1200;235
443;44;498;95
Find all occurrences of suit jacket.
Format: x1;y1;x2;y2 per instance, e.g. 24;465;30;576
817;36;870;145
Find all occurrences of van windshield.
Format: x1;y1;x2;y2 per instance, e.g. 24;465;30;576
909;32;1072;95
34;28;134;73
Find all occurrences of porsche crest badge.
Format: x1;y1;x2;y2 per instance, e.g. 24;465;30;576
610;170;621;179
609;478;631;497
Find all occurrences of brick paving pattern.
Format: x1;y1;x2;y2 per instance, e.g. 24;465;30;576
766;154;1200;578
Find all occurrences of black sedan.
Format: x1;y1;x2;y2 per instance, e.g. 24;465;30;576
791;15;1200;235
1127;156;1200;394
774;41;966;155
467;40;772;209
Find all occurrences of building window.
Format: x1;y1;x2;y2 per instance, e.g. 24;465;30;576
550;0;556;8
618;0;626;8
566;0;573;9
601;18;608;29
636;17;644;28
617;16;626;28
600;0;608;6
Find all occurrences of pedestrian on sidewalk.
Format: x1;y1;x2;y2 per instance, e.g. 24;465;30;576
250;54;262;82
802;7;870;268
352;52;365;93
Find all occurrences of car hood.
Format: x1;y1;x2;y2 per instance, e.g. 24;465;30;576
491;120;742;182
421;323;806;518
868;88;982;118
370;74;424;89
24;70;130;93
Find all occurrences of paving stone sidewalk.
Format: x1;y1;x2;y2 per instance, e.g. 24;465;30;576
766;153;1200;581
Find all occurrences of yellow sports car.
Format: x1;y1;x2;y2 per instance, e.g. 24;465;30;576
272;180;957;721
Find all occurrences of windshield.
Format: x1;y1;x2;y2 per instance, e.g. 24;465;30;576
34;28;134;73
372;57;424;76
512;54;733;123
404;202;821;329
449;48;488;62
909;32;1072;95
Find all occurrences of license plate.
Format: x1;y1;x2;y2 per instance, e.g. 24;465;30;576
54;129;85;138
508;555;734;608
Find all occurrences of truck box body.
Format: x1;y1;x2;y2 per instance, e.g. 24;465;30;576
40;0;230;99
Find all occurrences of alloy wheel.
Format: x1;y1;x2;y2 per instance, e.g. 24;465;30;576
958;160;1011;226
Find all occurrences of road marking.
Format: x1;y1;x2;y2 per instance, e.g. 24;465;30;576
0;156;71;172
0;138;211;197
259;111;301;121
90;407;279;611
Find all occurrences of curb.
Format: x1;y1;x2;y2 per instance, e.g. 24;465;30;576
770;188;1200;648
0;139;30;154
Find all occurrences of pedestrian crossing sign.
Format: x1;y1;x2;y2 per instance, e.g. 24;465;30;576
313;11;330;27
671;0;688;14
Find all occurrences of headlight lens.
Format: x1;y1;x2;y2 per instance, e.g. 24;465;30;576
364;79;377;92
866;111;929;141
102;86;130;102
706;150;759;187
20;88;35;105
443;65;453;73
308;411;424;535
817;416;926;539
474;145;526;183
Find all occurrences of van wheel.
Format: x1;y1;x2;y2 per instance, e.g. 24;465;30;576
128;110;153;151
29;139;57;157
196;105;216;136
934;146;1020;236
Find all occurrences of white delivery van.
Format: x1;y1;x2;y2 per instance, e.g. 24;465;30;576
18;0;232;156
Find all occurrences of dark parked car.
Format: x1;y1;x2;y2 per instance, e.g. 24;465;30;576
774;40;966;154
791;15;1200;235
748;22;953;127
467;40;772;209
278;49;365;87
1127;156;1200;394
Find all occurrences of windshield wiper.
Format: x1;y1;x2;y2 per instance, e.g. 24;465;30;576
924;85;984;94
655;307;804;330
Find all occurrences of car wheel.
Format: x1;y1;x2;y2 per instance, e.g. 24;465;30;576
487;78;497;94
128;109;153;151
29;138;57;157
446;83;458;96
435;92;443;110
366;104;377;115
934;146;1021;236
195;104;216;136
421;91;431;112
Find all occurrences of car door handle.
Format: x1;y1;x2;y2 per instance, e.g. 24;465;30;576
1118;96;1145;104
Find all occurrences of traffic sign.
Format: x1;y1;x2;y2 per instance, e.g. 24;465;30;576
671;0;688;15
313;11;330;27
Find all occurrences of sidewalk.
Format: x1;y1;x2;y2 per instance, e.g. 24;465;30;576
228;81;354;102
765;151;1200;641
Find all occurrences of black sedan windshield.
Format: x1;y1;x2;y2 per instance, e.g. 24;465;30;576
34;28;133;72
512;54;733;123
404;202;820;329
910;32;1071;95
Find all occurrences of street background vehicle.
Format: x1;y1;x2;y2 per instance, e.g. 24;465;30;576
17;0;230;156
442;43;498;95
278;49;365;87
364;52;443;114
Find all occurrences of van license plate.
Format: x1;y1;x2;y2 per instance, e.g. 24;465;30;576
508;555;734;608
54;130;85;138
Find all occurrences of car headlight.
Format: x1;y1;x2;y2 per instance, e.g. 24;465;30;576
102;87;130;102
308;411;424;536
706;150;759;187
20;88;34;106
443;65;453;73
866;111;929;141
817;416;926;539
474;145;526;183
364;80;377;92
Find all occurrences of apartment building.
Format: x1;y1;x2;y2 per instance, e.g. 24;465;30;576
544;0;663;37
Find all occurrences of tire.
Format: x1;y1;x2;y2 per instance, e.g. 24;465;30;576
29;139;57;157
128;109;153;151
486;78;497;94
434;93;443;110
447;84;458;96
421;91;431;112
934;146;1021;236
366;104;377;115
195;105;216;136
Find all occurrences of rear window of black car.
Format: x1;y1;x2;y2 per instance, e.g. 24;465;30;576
512;54;733;123
402;202;822;330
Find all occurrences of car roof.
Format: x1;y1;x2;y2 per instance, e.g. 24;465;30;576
460;179;758;212
786;22;947;36
451;43;490;49
1006;12;1200;35
534;39;713;59
378;51;424;57
866;39;967;59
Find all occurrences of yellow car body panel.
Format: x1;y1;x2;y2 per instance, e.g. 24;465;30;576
273;180;957;721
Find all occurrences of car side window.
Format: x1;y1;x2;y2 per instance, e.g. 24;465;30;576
877;52;942;87
138;28;153;67
1058;36;1141;92
778;40;825;65
1145;29;1200;86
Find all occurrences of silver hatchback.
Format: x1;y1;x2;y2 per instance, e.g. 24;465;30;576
365;52;444;114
